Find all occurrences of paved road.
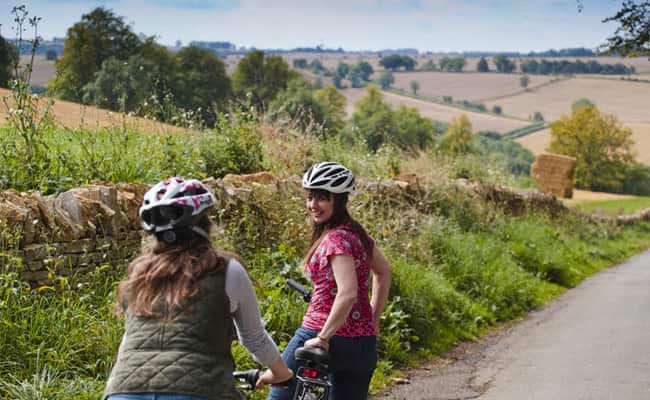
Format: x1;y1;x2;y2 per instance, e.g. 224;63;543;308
377;249;650;400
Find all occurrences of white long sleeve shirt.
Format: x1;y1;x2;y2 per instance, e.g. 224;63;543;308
225;258;280;366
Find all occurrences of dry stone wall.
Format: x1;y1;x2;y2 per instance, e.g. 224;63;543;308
1;173;648;285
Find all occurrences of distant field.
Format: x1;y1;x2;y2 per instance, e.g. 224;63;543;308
342;88;529;133
484;77;650;123
26;56;56;87
516;123;650;166
390;72;555;102
0;87;185;134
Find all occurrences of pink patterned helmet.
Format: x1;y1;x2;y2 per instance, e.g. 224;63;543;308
139;177;215;240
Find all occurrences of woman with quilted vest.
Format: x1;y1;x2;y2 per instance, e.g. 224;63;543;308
104;177;292;400
265;162;392;400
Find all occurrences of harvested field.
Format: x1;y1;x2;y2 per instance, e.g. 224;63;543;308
516;128;552;156
484;77;650;123
20;56;56;87
0;88;186;134
342;88;530;134
516;123;650;166
391;72;555;102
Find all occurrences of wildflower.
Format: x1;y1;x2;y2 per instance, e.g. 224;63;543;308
77;283;83;289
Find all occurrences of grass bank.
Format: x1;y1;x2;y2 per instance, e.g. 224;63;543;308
572;196;650;215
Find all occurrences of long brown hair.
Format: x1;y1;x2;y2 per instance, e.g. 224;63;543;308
304;189;373;266
116;216;225;318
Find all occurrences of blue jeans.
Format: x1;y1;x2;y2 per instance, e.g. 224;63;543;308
266;327;377;400
106;394;207;400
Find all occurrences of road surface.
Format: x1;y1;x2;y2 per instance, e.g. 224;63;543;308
377;249;650;400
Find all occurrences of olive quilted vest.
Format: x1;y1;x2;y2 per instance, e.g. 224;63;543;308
103;267;241;400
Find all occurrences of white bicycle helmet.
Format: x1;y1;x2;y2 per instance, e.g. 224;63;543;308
302;162;355;194
139;177;215;242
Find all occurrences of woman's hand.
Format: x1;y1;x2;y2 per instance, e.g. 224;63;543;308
304;336;330;352
255;356;294;389
255;368;293;389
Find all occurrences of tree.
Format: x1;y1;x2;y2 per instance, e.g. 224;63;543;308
50;7;141;101
268;77;326;133
392;106;435;150
174;46;231;126
0;35;17;88
494;55;516;73
335;62;349;78
379;54;404;70
332;74;344;89
410;80;420;95
379;70;394;89
549;106;636;191
477;57;489;72
439;114;474;155
439;57;465;72
600;0;649;57
45;49;58;61
520;74;530;89
401;56;417;71
356;61;374;81
314;85;347;135
232;50;297;110
82;55;157;112
293;58;308;68
351;87;395;151
571;97;595;112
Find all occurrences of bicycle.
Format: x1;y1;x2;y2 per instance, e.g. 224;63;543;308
233;279;332;400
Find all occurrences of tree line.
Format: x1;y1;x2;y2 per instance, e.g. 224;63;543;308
0;7;303;128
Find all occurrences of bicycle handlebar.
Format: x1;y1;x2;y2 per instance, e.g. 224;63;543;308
233;369;260;390
286;279;312;303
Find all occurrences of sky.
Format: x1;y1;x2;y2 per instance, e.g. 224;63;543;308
0;0;625;53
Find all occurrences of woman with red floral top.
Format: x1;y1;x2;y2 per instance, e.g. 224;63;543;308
265;162;392;400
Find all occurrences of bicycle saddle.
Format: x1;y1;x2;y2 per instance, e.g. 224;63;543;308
295;346;329;367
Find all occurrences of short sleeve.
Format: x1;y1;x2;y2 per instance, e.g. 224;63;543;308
320;229;355;260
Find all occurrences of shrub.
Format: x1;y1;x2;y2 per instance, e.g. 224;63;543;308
199;110;264;178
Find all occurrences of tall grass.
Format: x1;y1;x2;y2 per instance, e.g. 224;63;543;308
3;104;650;398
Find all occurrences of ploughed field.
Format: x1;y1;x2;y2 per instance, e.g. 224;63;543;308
390;72;555;102
484;77;650;123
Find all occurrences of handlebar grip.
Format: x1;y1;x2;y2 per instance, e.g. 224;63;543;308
286;279;312;302
233;369;260;389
